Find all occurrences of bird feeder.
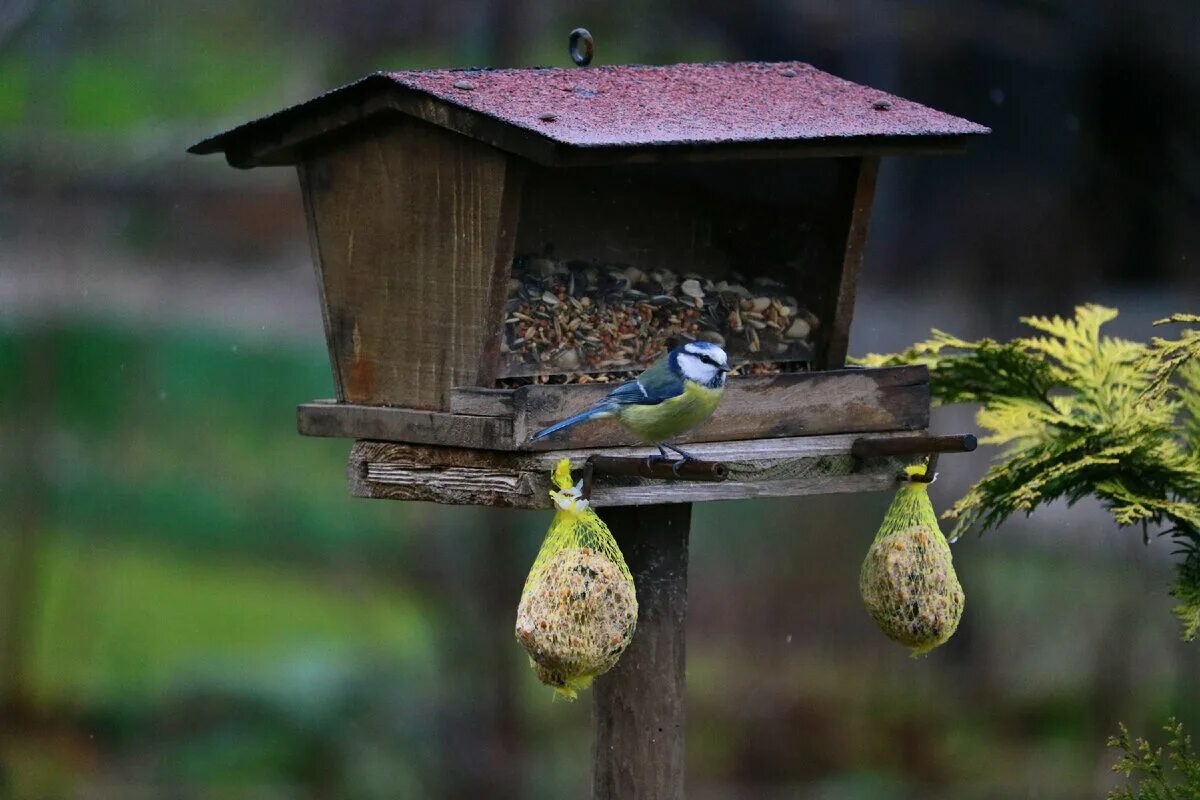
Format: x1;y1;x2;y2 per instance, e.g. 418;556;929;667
191;51;986;799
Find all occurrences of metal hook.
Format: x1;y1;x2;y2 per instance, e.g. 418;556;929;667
569;28;594;67
909;451;940;484
579;460;595;501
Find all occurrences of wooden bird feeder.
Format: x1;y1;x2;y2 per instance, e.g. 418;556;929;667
192;51;986;799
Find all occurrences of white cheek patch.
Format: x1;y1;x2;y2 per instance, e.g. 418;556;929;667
677;353;714;383
683;342;729;373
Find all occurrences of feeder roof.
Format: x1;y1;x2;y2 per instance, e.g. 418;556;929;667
190;61;989;168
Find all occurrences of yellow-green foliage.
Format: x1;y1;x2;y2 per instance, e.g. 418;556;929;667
857;306;1200;640
1108;718;1200;800
860;466;964;655
515;459;637;699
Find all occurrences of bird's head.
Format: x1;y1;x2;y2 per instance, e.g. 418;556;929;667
670;341;730;389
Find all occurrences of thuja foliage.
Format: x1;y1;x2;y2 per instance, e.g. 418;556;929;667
856;306;1200;639
1107;718;1200;799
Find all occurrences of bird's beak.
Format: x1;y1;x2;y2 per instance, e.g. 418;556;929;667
718;365;730;373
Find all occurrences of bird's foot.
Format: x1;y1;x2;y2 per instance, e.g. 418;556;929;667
644;445;672;470
662;444;698;476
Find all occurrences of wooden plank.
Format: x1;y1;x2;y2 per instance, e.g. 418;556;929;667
473;160;524;386
298;115;515;410
297;161;345;399
449;387;516;417
822;157;879;369
298;401;513;449
592;505;689;800
345;432;926;508
299;366;929;449
516;365;929;450
300;367;927;449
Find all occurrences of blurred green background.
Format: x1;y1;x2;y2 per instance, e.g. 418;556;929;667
1;1;1197;798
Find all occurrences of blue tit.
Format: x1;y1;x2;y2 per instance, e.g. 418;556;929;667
530;341;730;463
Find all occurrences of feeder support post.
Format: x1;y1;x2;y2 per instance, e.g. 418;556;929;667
592;503;690;800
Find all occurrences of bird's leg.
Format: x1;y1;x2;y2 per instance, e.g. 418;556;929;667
662;443;698;476
644;443;671;470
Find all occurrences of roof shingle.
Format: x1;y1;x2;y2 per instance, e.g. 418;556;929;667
191;61;988;166
386;61;988;148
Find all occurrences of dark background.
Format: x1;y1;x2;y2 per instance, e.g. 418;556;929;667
1;1;1197;797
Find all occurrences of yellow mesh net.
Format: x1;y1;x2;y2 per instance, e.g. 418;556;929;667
859;465;965;656
515;459;638;699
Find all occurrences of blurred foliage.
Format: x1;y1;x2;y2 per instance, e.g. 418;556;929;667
0;324;408;560
1;321;1197;799
857;306;1200;640
1108;718;1200;800
29;536;434;704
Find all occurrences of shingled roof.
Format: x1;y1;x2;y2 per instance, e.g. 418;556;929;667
191;61;988;168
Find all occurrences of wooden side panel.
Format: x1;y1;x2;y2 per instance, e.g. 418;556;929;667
299;116;520;409
298;162;345;399
592;505;689;800
345;432;927;508
821;156;879;369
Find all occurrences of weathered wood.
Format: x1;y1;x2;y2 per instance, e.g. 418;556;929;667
298;161;344;399
515;366;929;450
301;366;929;450
851;432;977;458
299;116;518;410
592;504;689;800
475;161;525;385
345;432;926;508
450;387;516;416
822;156;879;369
298;400;513;449
587;456;728;483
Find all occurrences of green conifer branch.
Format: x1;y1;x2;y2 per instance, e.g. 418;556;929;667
855;305;1200;640
1107;718;1200;799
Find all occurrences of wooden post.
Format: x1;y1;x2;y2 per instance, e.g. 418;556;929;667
592;504;691;800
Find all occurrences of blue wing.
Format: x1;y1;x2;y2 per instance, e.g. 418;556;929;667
529;360;685;441
605;360;685;406
604;379;662;406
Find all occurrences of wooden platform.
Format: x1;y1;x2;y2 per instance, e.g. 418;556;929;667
298;365;929;451
346;432;926;508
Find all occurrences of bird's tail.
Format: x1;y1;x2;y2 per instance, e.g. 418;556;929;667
530;404;615;441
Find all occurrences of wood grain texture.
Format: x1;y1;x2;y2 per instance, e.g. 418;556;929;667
300;366;929;450
822;157;879;369
345;432;927;508
592;504;689;800
299;115;518;410
297;161;345;400
449;387;516;416
298;401;513;449
516;366;929;450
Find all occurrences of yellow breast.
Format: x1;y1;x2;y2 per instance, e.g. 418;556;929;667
616;381;725;443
